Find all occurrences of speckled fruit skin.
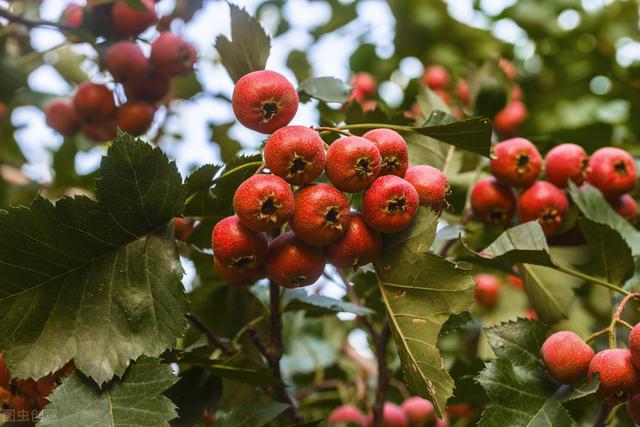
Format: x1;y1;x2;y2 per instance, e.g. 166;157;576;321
44;99;80;137
493;101;527;135
265;232;325;288
362;175;419;234
232;70;298;134
627;394;640;424
214;257;266;286
490;137;541;187
362;129;409;177
104;41;149;83
150;33;197;77
587;147;637;200
124;71;171;104
112;0;157;36
83;120;117;142
423;65;449;90
628;323;640;370
365;403;409;427
326;136;382;193
470;177;516;225
404;165;448;212
263;126;326;185
541;331;594;384
326;212;382;269
117;102;155;136
589;349;640;402
611;194;638;222
174;217;194;241
211;216;268;272
350;72;377;102
474;274;499;307
328;405;368;426
517;181;569;236
291;184;350;246
401;397;435;427
544;143;589;188
233;174;295;232
73;82;115;122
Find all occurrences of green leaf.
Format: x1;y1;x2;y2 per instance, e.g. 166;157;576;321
522;263;578;324
209;122;242;163
172;71;203;100
577;219;633;285
163;367;222;427
473;222;556;267
298;77;351;103
215;3;271;82
215;402;289;427
0;133;188;383
283;288;373;316
414;110;493;157
38;357;178;427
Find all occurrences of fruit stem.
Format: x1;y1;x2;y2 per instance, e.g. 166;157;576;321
585;327;609;344
185;312;236;356
337;123;415;133
313;126;353;137
555;265;630;296
213;161;264;184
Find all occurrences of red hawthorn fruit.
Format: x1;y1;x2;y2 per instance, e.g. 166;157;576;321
214;257;266;286
610;194;638;222
104;41;149;83
232;70;298;134
499;58;517;80
403;165;448;212
264;232;325;288
365;403;409;427
0;102;5;121
124;71;171;104
490;137;541;188
511;84;523;102
150;33;197;77
423;65;449;90
457;80;470;105
493;101;527;135
445;404;472;420
517;181;569;236
61;4;83;28
328;405;368;426
544;143;589;188
401;397;435;427
362;175;419;234
470;177;516;225
233;174;295;232
589;349;640;402
174;217;194;241
44;99;80;137
201;409;215;426
211;215;268;271
73;82;116;122
83;119;118;142
325;136;382;193
507;274;524;289
541;331;594;384
116;102;155;136
326;212;383;269
10;395;35;412
36;375;56;397
628;323;640;370
474;274;499;307
627;394;640;424
291;184;351;246
587;147;637;199
263;126;326;185
112;0;157;36
0;353;9;388
15;378;38;396
362;129;409;177
526;308;538;320
0;387;10;405
350;72;377;102
361;100;378;112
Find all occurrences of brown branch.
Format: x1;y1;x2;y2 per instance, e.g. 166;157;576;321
0;7;75;30
372;319;391;427
185;312;235;356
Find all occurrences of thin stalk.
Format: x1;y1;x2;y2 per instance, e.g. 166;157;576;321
556;265;629;296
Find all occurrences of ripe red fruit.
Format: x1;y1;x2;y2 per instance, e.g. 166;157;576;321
214;257;266;286
610;194;638;222
61;4;83;28
541;331;594;384
0;103;5;121
587;147;637;199
544;143;589;188
211;215;268;272
628;323;640;370
104;41;149;83
116;102;155;136
291;184;350;246
326;136;382;193
0;387;10;405
124;71;171;104
403;165;448;212
263;126;326;185
264;232;325;288
401;397;435;427
457;80;470;105
517;181;569;236
112;0;157;36
490;137;541;188
233;174;295;232
507;274;524;289
328;405;368;426
83;120;118;142
150;33;197;77
350;72;377;102
365;403;409;427
499;59;517;80
470;177;516;225
474;274;499;307
588;349;640;402
73;82;116;122
36;375;56;397
493;101;527;134
362;175;419;234
232;70;298;134
362;129;409;177
174;217;194;241
44;99;80;137
326;212;383;269
627;394;640;424
423;65;449;90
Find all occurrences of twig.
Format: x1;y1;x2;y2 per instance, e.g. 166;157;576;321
336;268;378;339
372;319;391;427
185;313;235;356
312;126;353;137
0;7;74;30
247;324;269;357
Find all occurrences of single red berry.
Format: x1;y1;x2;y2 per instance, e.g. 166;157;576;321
362;175;419;234
291;184;350;246
541;331;594;384
517;181;569;236
474;274;499;307
499;58;517;80
104;41;149;83
112;0;157;36
445;404;472;420
470;177;516;225
423;65;449;90
124;71;171;104
587;147;637;199
589;349;640;403
326;212;383;269
328;405;368;426
628;323;640;370
73;82;116;123
457;80;470;105
211;215;268;272
490;137;541;187
544;143;589;188
264;232;325;288
526;308;538;320
214;257;266;286
61;4;83;28
82;119;118;142
610;194;638;222
403;165;448;212
174;217;194;241
627;394;640;424
263;126;326;185
362;129;409;177
326;136;382;193
233;174;295;232
493;101;527;135
36;375;56;397
401;397;435;427
507;274;524;289
365;403;409;427
117;102;155;136
232;70;298;134
150;33;197;77
350;72;377;102
44;99;80;137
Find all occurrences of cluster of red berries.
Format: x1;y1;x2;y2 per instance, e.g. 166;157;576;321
328;397;449;427
211;70;449;287
44;0;196;142
470;139;637;236
474;273;538;320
